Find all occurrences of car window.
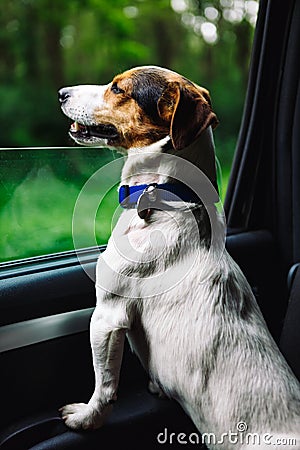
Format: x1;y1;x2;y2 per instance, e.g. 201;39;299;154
0;0;258;264
0;148;122;263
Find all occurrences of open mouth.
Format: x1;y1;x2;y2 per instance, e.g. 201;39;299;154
69;122;119;140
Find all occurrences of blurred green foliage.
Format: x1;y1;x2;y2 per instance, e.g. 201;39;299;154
0;0;258;262
0;0;256;154
0;148;121;262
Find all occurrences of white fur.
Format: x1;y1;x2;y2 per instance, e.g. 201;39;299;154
61;84;108;126
60;82;300;449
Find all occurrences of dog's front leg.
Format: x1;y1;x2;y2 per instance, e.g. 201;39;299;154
60;304;128;430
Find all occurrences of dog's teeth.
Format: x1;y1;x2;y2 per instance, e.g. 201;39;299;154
71;122;80;132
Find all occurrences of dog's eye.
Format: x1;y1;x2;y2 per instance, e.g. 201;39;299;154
111;83;125;95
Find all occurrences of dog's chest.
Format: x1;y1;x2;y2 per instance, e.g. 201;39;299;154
102;209;186;269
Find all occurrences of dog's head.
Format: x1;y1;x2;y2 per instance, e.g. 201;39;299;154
59;66;218;151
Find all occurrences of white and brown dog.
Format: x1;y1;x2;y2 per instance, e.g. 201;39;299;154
59;66;300;449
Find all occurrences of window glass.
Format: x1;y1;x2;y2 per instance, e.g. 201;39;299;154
0;148;120;263
0;0;258;263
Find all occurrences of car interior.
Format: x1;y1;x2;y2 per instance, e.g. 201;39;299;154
0;0;299;448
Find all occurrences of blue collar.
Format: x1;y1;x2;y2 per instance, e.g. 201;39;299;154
119;182;203;209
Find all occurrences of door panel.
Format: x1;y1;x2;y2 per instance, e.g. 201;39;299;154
0;229;291;448
0;257;200;449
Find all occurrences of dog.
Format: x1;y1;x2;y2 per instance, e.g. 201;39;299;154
58;66;300;449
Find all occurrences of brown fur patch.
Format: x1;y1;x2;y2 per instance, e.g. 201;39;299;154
93;66;217;149
94;71;169;148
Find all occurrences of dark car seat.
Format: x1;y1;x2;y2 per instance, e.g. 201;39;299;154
280;263;300;382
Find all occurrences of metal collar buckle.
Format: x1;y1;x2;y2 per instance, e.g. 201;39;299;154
137;183;159;220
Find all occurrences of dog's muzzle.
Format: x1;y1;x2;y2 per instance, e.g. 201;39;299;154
58;87;119;141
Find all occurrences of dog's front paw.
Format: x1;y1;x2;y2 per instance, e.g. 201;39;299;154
59;402;113;430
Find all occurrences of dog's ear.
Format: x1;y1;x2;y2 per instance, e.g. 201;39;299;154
157;81;218;150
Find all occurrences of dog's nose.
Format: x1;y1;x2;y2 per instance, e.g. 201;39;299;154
58;88;71;104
